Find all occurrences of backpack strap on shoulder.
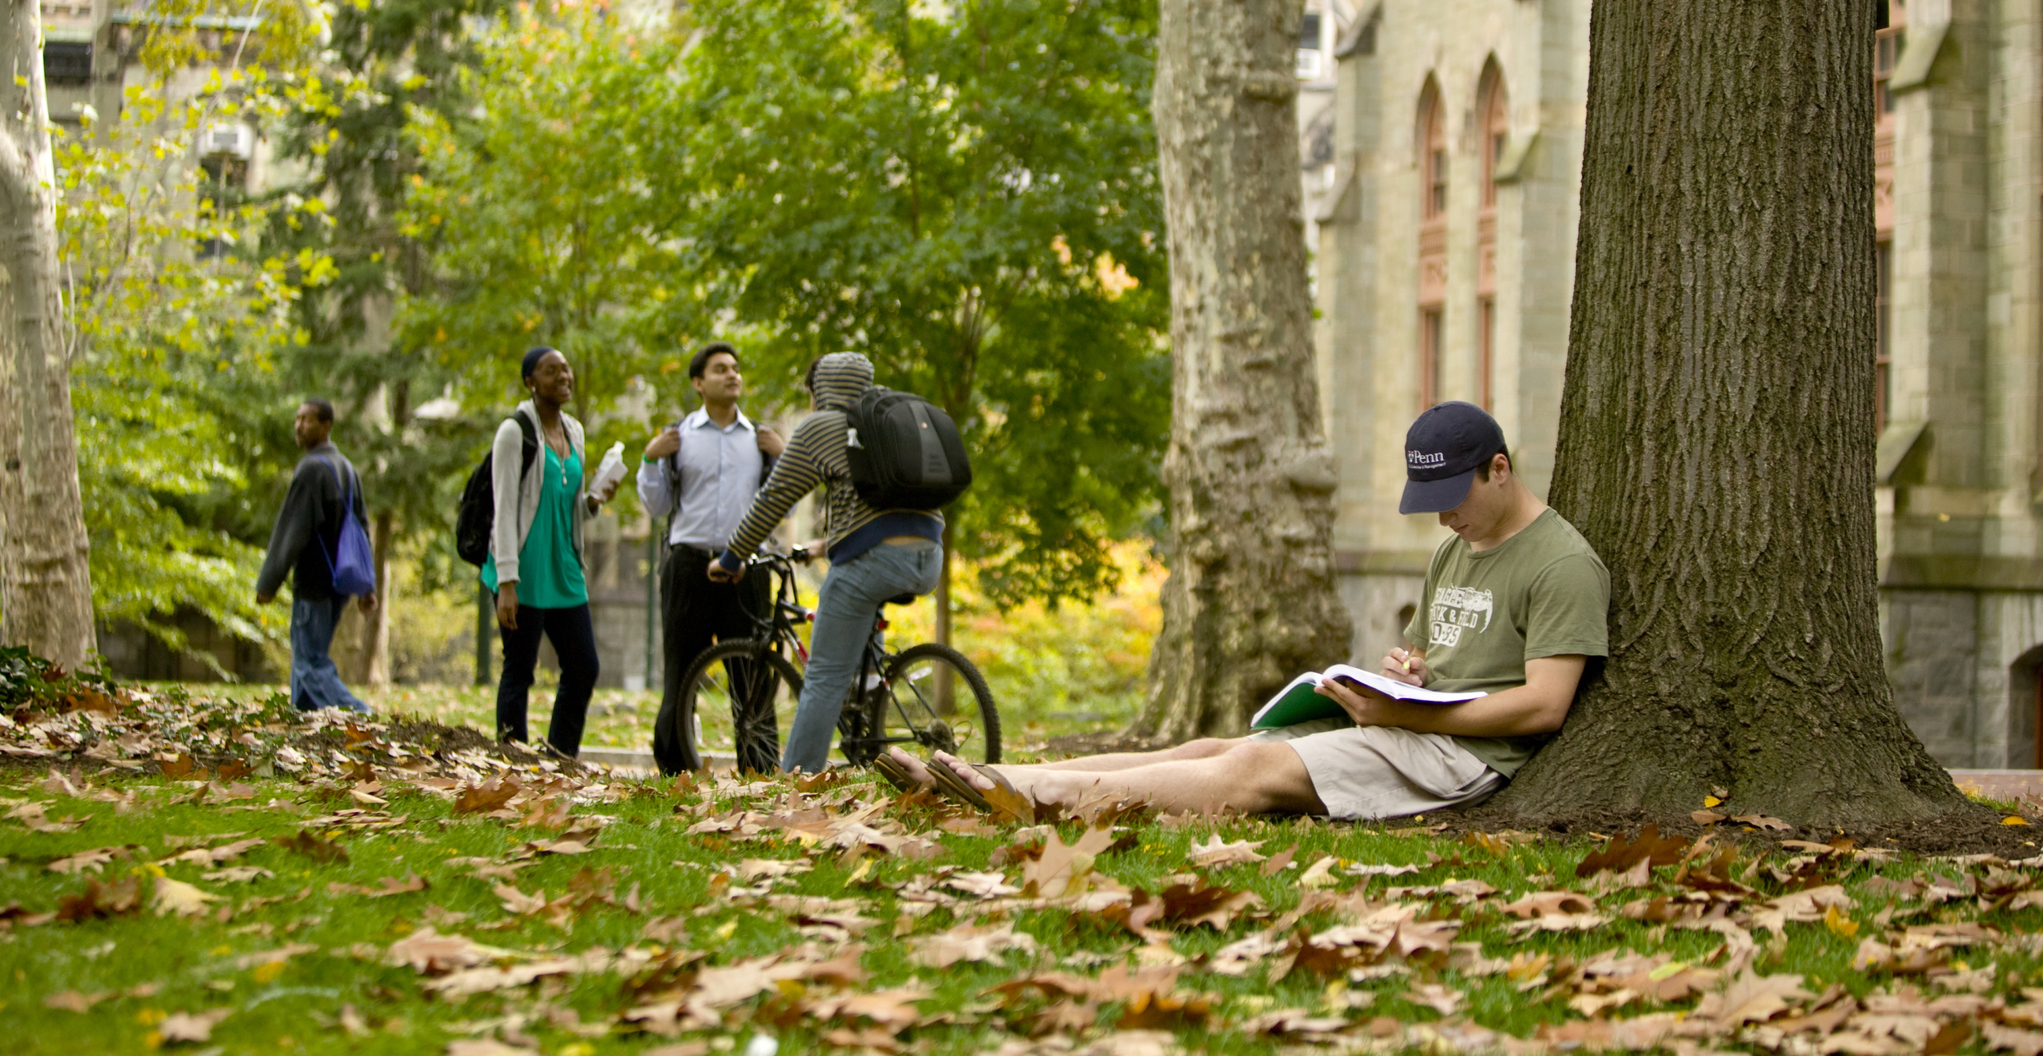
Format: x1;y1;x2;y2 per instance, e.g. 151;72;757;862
513;409;539;474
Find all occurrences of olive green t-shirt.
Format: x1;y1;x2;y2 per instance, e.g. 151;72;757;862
1401;508;1610;777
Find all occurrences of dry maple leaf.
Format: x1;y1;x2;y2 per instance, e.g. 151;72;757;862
385;927;498;974
445;1041;539;1056
1575;824;1690;878
493;883;549;916
1498;890;1598;918
47;846;121;875
1187;834;1265;868
1260;843;1301;876
1983;1022;2043;1056
42;990;107;1013
1296;856;1340;889
1694;970;1813;1029
911;922;1040;968
151;877;220;918
943;871;1021;899
157;1008;232;1043
55;876;142;922
454;776;522;816
1023;823;1118;898
1407;982;1465;1016
203;866;274;883
271;829;349;864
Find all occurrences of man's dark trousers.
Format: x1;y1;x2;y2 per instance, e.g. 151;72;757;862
654;544;773;774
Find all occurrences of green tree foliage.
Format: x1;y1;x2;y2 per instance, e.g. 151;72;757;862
60;15;332;659
400;8;699;476
407;0;1169;607
678;0;1169;605
267;0;518;607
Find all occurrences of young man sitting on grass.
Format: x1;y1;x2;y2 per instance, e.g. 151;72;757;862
884;402;1611;820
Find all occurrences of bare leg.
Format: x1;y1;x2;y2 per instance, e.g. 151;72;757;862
933;743;1327;816
1006;737;1241;774
884;739;1239;789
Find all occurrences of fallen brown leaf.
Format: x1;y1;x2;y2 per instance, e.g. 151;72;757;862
158;1008;232;1043
1187;833;1265;868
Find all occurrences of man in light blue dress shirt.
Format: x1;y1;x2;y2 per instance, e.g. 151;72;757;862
637;343;785;773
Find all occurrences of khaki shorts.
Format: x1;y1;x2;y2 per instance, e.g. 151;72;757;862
1248;719;1505;821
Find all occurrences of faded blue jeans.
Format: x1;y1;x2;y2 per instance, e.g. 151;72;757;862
290;595;370;713
781;540;942;774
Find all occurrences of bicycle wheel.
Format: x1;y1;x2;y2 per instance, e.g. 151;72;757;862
676;639;803;775
861;643;1001;764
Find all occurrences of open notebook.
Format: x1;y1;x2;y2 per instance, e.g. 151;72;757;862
1249;663;1487;730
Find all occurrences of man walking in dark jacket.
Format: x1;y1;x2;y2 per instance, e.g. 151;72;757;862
256;399;376;713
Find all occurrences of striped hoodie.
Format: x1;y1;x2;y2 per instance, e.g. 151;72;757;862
717;352;943;570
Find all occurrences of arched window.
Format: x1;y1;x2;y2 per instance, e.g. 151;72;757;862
1478;63;1508;211
1419;80;1446;220
1417;77;1446;410
1476;62;1507;411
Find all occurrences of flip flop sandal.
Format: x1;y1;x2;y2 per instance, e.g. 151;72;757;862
869;753;922;795
925;758;1029;820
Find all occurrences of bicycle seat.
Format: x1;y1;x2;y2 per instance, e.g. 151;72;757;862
883;594;917;607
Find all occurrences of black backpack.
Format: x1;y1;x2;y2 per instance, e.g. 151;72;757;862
843;386;972;510
454;410;539;566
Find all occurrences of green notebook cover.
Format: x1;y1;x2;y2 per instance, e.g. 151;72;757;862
1249;664;1487;730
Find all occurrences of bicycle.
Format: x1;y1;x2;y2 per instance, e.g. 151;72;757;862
672;548;1000;772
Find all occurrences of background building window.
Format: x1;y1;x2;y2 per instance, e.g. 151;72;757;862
1416;78;1446;410
1297;11;1323;78
43;41;90;86
1479;65;1508;209
1875;0;1906;117
1420;82;1446;219
1876;241;1892;431
1420;308;1443;409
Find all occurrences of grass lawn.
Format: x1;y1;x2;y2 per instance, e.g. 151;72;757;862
8;680;2043;1055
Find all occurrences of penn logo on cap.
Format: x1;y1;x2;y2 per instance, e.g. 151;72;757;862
1399;402;1508;515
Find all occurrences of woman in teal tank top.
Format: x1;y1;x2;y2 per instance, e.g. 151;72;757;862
483;347;621;757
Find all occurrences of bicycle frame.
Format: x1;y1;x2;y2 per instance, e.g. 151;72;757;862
734;551;955;757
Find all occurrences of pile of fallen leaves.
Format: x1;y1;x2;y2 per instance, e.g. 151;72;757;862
15;687;2043;1055
0;671;562;786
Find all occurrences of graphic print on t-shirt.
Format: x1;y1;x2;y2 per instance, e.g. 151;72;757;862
1429;584;1495;647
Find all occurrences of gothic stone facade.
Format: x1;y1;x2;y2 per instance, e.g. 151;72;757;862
1312;0;2043;768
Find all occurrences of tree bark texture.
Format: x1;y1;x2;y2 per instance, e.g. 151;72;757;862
0;0;95;670
1491;0;1967;827
1134;0;1352;741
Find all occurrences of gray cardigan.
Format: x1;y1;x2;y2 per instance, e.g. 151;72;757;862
488;401;591;587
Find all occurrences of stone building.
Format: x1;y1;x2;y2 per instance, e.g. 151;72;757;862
1310;0;2043;768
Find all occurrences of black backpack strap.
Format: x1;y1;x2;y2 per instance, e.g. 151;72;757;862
513;409;539;474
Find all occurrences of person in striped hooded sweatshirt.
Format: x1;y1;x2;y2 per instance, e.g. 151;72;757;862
710;352;944;773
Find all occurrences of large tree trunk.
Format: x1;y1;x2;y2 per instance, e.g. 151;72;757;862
1491;0;1967;828
1134;0;1351;742
0;0;95;670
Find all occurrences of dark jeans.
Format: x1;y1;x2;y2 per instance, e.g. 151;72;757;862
494;602;599;758
655;545;772;775
289;594;369;713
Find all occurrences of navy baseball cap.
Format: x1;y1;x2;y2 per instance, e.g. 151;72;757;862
1400;401;1508;514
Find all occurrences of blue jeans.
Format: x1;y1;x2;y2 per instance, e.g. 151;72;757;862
290;595;369;713
782;540;943;774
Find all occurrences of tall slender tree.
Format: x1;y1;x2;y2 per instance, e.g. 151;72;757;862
273;0;512;684
1134;0;1351;741
0;0;95;669
1491;0;1970;828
